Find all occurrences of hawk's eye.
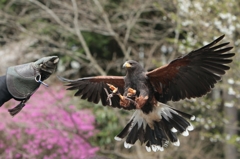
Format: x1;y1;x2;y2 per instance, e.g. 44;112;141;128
129;62;134;65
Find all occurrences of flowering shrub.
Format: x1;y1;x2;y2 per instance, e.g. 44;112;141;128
0;86;98;159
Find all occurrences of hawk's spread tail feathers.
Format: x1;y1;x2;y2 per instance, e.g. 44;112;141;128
114;104;195;152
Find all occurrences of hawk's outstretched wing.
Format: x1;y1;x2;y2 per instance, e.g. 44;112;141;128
60;76;135;110
146;35;234;102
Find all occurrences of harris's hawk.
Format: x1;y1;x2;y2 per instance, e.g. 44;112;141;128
61;35;234;152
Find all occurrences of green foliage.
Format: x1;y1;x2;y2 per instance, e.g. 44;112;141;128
82;32;117;59
0;0;7;8
92;106;122;145
75;99;130;147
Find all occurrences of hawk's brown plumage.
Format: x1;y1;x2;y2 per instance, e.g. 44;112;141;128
61;35;234;152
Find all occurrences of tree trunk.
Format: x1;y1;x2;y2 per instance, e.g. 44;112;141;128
223;88;237;159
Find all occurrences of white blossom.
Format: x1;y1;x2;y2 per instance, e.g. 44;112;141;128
228;87;236;95
227;78;234;84
224;101;234;107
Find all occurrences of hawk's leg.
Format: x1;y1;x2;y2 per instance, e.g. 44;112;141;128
135;96;148;109
127;88;148;109
127;88;136;97
107;84;137;107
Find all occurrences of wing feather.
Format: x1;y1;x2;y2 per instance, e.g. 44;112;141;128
60;76;134;110
147;35;234;102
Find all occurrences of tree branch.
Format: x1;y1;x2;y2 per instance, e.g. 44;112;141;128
93;0;130;60
71;0;106;75
29;0;73;33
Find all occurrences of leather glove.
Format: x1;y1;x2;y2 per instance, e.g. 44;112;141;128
6;56;59;116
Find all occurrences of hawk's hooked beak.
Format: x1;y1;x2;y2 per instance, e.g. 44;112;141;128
123;62;132;68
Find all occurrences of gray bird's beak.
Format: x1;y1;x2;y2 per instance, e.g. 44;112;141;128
123;61;132;68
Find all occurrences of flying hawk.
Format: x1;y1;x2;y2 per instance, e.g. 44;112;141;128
61;35;234;152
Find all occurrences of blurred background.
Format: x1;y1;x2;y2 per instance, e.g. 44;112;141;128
0;0;239;159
